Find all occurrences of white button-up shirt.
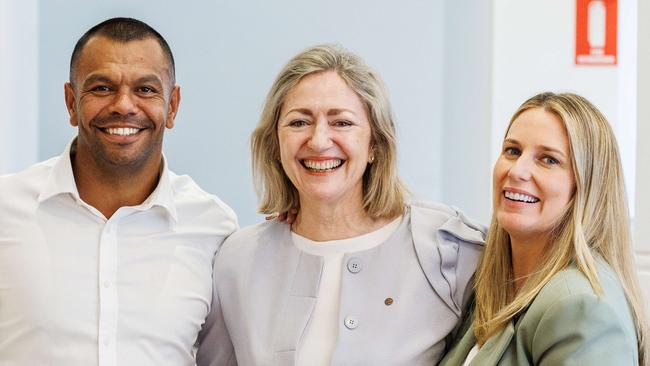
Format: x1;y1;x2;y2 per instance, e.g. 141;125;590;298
0;141;238;366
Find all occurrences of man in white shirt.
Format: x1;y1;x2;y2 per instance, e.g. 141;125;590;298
0;17;238;365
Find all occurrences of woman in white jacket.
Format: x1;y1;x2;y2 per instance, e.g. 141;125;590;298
196;44;485;366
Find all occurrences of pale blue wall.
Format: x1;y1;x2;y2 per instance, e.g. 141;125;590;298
37;0;445;225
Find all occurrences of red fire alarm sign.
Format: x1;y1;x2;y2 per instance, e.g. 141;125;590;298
575;0;617;65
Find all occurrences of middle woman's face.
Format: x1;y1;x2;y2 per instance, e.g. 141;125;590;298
278;71;372;207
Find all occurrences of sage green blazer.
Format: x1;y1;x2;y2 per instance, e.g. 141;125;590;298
439;261;638;366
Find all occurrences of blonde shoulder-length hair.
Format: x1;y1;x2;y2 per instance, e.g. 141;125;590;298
251;44;407;219
473;92;648;363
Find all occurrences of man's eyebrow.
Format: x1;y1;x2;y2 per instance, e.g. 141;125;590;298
134;74;164;86
81;74;113;88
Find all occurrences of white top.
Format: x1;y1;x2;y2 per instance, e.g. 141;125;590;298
0;140;238;366
462;344;480;366
291;216;403;366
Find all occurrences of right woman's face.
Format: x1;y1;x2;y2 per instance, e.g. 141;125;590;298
277;71;373;208
492;108;575;241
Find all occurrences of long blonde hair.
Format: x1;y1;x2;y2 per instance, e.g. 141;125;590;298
473;92;648;364
250;44;407;219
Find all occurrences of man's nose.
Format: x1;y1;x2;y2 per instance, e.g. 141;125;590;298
108;89;138;115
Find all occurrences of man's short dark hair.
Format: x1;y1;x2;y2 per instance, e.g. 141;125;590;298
69;17;175;86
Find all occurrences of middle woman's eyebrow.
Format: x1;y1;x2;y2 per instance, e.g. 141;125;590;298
327;108;355;116
284;108;313;117
283;108;356;117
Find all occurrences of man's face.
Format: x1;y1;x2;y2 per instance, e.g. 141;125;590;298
64;36;180;172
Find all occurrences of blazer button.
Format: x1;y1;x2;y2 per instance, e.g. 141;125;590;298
344;315;359;329
347;257;362;273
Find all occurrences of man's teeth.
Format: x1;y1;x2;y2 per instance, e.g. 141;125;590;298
105;127;140;136
303;159;343;171
505;191;539;203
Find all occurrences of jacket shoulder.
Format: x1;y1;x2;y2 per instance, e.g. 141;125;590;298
408;201;486;316
218;220;287;259
517;262;638;365
410;200;487;243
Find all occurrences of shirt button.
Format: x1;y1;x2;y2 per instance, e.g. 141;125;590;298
344;315;359;330
103;338;110;346
347;257;362;274
103;281;111;288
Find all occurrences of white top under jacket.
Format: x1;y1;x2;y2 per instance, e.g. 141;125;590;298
0;140;238;366
292;216;403;366
196;201;486;366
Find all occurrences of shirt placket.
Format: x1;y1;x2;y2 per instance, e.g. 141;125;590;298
98;218;119;366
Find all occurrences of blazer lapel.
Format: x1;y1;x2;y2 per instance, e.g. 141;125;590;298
469;321;515;366
439;325;478;365
271;229;323;360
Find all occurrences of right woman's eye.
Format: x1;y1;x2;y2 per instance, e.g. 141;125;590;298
504;147;520;156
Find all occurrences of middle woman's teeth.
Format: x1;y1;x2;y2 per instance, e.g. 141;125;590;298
303;159;343;171
106;127;140;136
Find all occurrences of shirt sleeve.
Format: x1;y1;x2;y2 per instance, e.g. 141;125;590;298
195;251;238;366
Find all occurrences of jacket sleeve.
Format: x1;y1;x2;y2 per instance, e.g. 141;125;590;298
410;202;486;316
195;253;238;366
532;292;637;366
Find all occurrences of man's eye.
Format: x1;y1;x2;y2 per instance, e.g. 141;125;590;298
137;86;156;93
91;86;111;92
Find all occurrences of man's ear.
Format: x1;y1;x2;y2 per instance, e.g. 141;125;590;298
64;82;78;126
165;85;181;129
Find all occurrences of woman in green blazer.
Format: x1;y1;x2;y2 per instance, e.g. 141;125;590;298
440;92;648;366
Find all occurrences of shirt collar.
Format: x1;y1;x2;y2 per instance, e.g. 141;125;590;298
37;138;178;223
37;139;81;203
139;154;178;223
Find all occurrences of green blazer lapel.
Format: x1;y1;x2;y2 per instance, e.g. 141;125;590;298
439;326;477;366
469;321;515;366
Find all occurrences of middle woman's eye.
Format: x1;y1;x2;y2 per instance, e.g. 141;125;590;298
289;120;307;127
332;120;352;127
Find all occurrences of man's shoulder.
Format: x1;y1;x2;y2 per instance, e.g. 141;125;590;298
166;170;238;230
0;157;58;199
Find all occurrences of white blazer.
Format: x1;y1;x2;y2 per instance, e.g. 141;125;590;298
196;201;485;366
